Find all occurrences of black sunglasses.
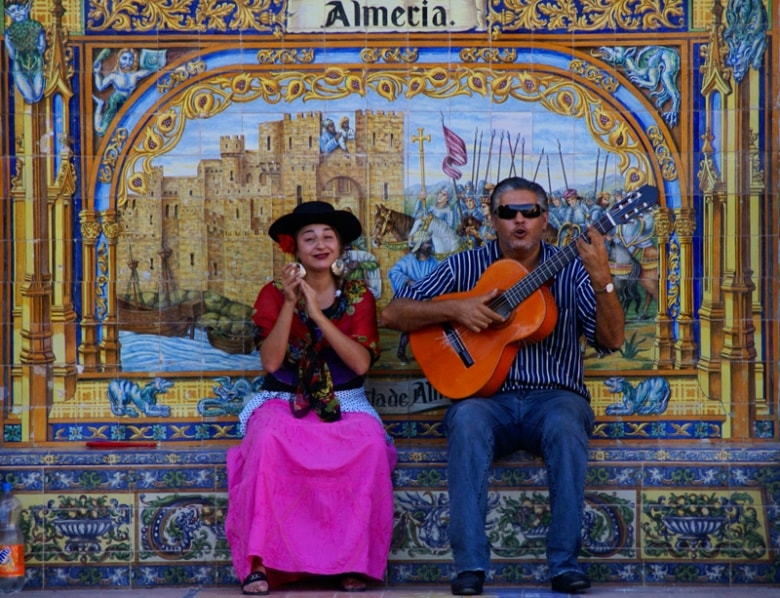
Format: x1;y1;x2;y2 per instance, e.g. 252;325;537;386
494;204;544;220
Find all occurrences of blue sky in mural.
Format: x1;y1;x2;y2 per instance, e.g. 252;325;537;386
154;86;622;197
93;44;672;212
155;42;618;197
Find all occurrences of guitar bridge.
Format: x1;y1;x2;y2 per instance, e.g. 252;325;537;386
443;323;475;367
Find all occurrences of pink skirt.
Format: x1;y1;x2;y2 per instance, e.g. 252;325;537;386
225;400;397;587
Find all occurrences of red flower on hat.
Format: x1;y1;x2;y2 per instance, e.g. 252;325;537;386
278;234;296;255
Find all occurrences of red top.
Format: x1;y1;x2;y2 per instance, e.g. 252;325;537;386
253;279;380;389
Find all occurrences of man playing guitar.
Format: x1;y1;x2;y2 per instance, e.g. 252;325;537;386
381;176;627;595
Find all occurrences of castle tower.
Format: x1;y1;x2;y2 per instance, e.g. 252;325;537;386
219;135;246;196
357;109;404;205
278;112;322;203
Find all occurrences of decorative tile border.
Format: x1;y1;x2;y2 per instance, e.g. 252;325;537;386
1;444;779;588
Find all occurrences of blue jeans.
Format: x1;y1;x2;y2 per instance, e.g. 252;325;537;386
444;389;595;578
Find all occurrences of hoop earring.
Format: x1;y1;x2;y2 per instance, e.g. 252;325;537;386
330;257;346;277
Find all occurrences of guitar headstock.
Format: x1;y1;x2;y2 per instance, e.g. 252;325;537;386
605;184;660;228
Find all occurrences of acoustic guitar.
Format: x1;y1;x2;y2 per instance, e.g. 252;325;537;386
409;184;660;399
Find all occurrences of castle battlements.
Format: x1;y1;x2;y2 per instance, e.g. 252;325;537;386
220;135;245;155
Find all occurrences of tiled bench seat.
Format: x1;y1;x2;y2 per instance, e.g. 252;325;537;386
1;442;779;589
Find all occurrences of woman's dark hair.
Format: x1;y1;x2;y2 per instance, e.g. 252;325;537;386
489;177;548;212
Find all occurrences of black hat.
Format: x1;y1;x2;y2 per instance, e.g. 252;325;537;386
268;201;362;245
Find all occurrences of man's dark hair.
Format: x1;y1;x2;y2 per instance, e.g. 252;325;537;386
489;177;548;212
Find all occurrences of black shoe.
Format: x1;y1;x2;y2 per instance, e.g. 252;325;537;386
551;570;591;593
451;570;485;596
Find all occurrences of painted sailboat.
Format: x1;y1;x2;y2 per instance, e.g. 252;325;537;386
117;245;203;338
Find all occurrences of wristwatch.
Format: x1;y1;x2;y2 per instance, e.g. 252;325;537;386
593;282;615;294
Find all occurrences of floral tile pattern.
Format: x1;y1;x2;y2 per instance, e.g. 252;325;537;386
5;444;779;589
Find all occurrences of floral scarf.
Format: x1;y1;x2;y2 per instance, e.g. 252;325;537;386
288;287;350;422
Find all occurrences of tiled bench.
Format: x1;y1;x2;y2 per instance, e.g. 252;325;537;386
2;442;779;589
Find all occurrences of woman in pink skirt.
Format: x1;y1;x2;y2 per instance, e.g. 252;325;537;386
225;201;397;595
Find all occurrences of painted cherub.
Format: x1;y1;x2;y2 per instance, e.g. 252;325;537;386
92;48;156;136
4;0;46;104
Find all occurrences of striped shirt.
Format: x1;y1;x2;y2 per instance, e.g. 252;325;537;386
395;239;609;401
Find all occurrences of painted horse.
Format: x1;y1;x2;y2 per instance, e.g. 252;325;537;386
371;203;414;248
606;238;658;319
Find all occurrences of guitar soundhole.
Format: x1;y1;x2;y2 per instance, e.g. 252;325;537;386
491;297;513;320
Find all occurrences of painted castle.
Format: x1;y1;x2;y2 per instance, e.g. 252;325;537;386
116;109;405;308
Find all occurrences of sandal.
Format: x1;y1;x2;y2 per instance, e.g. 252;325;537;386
242;570;270;595
340;574;367;592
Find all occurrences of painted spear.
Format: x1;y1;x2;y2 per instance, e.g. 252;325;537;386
546;154;553;196
520;136;525;177
496;131;505;181
470;127;478;189
474;129;484;190
532;147;544;182
508;132;520;177
483;129;496;183
557;139;569;190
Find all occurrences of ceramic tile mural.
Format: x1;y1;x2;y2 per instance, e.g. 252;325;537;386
1;0;778;590
3;445;780;588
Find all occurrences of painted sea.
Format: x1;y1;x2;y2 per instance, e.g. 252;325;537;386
119;329;262;372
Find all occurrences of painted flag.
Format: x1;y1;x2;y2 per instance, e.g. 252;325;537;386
442;123;468;180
